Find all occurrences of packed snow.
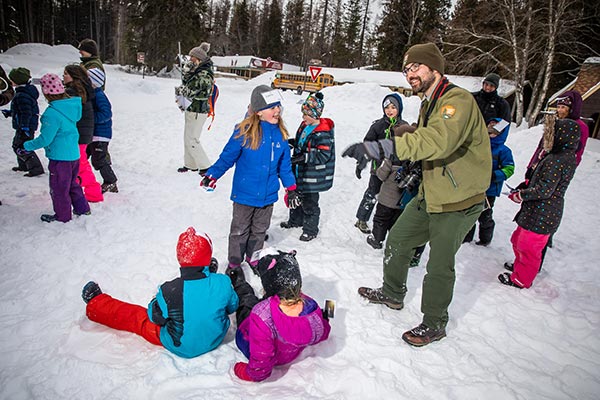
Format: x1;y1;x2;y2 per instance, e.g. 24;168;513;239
1;44;599;400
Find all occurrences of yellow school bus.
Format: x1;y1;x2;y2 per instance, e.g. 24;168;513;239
271;72;335;94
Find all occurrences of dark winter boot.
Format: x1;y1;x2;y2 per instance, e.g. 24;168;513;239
402;323;446;347
101;182;119;193
357;287;404;310
177;166;197;173
503;262;514;272
82;281;103;304
40;214;58;223
366;235;383;249
498;272;522;288
354;220;371;234
299;232;317;242
280;221;302;229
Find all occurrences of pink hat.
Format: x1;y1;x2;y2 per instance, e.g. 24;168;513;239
40;73;65;95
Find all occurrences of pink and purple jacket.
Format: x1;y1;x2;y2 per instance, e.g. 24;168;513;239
237;294;331;381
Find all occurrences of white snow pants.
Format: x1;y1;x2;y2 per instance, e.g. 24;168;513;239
183;111;210;170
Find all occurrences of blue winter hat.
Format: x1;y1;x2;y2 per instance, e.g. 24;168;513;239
382;93;403;119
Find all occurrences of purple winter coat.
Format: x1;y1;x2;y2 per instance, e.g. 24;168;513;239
238;294;331;381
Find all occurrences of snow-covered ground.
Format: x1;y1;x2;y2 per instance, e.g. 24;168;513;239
1;44;599;400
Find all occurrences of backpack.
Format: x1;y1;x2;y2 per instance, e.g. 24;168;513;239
207;83;219;130
175;82;219;130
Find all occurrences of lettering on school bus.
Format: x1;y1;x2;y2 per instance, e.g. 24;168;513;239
271;72;335;95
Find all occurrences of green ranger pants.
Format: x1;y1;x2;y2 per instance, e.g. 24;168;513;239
382;197;483;330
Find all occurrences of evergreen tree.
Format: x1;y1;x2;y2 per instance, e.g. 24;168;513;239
128;0;209;71
282;0;305;65
259;0;284;60
210;0;232;55
229;0;251;54
375;0;450;71
343;0;363;67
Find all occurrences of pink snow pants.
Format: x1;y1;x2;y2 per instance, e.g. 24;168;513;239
79;144;104;202
510;226;550;288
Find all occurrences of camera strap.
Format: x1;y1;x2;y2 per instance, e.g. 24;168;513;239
420;77;456;128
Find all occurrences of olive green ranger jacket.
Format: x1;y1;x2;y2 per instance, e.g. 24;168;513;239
394;82;492;213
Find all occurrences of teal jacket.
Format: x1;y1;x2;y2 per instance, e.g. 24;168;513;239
148;266;239;358
24;97;82;161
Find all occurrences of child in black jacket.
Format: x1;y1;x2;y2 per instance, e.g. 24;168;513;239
353;93;407;234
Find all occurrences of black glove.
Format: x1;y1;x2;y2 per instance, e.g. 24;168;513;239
199;175;217;191
209;257;218;273
1;109;10;118
342;143;370;177
291;153;306;165
285;189;301;209
355;165;363;179
288;138;296;150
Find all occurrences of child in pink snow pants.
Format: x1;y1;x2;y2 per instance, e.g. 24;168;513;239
499;117;580;288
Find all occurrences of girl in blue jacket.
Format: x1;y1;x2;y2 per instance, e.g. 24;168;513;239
23;73;90;222
201;85;299;272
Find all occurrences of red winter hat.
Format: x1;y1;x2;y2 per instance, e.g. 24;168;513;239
176;227;213;267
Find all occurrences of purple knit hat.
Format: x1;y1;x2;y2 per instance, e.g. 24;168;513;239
40;73;65;95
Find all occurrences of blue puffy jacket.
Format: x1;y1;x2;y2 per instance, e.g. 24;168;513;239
24;97;81;161
10;83;39;132
487;118;515;197
148;266;239;358
92;87;112;141
207;120;296;207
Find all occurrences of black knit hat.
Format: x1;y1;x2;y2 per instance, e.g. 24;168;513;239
484;73;501;89
8;67;31;85
78;39;99;57
402;43;445;75
257;250;302;300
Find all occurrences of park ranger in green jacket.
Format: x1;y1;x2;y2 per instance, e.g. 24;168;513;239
343;42;491;347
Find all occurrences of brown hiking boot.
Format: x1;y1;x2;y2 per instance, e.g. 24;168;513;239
358;287;403;310
402;323;446;347
354;220;371;234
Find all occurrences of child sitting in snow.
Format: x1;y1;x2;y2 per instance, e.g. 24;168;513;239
228;250;331;382
499;117;579;288
81;227;239;358
22;73;90;222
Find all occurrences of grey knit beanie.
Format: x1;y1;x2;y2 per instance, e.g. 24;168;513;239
189;42;211;63
250;85;282;112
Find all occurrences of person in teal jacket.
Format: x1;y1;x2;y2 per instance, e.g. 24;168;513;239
82;227;239;359
22;73;90;222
